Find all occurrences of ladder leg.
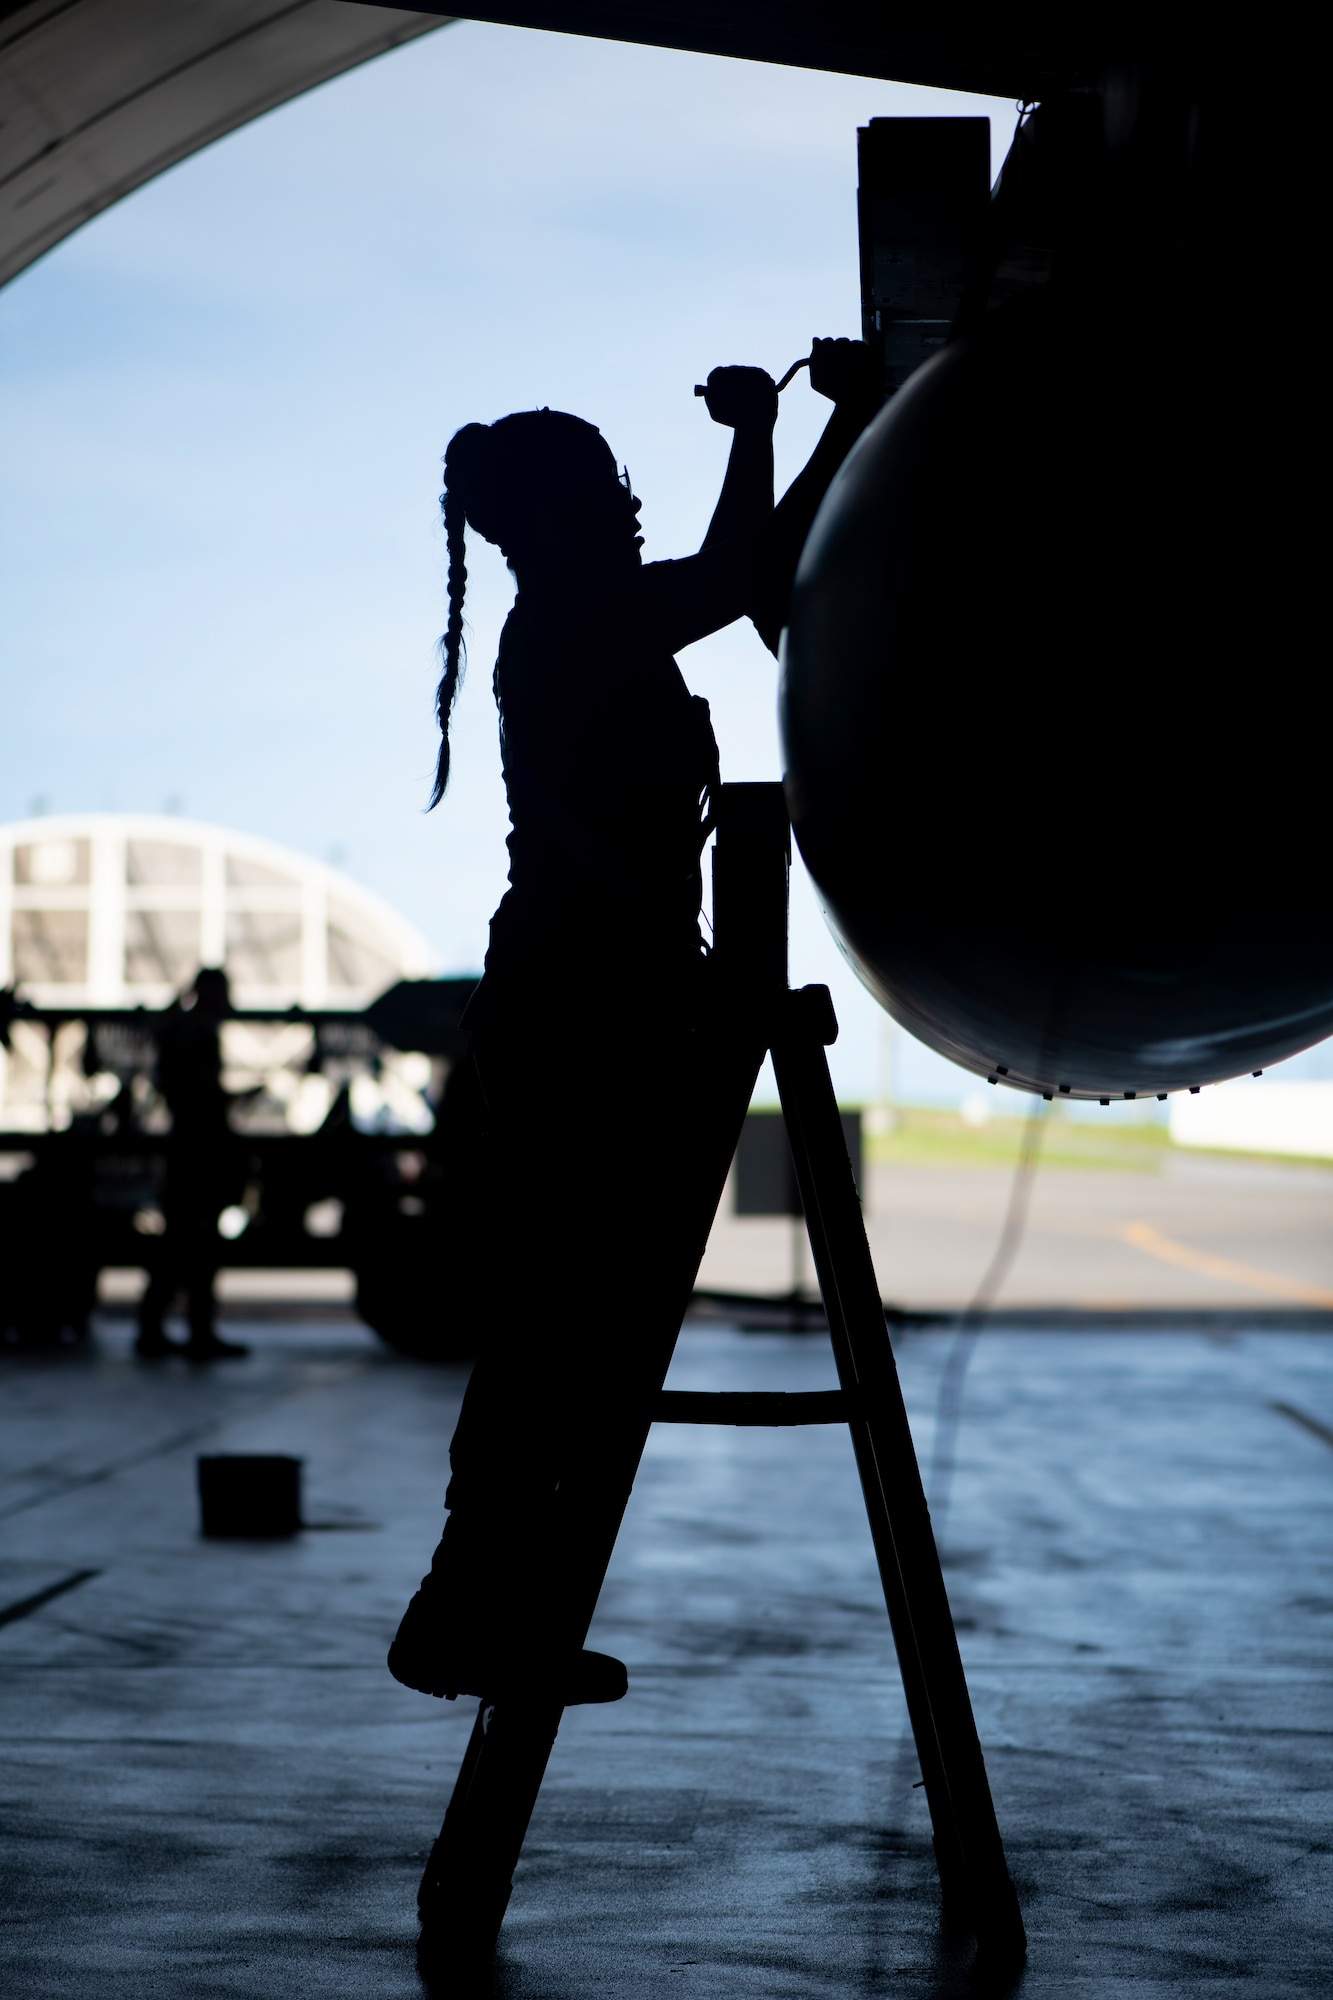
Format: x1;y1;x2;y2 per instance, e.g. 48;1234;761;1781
773;997;1026;1968
417;1695;563;1976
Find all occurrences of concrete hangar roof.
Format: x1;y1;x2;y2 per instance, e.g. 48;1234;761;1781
0;3;453;289
1;1;1131;293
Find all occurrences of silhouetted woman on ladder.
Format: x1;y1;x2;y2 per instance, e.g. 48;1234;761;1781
390;340;880;1708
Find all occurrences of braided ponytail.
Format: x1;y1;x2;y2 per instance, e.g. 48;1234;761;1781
428;479;469;808
427;410;613;805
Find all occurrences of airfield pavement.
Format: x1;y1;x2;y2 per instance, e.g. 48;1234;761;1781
704;1146;1333;1318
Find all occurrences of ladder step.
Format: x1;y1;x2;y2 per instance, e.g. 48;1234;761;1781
653;1390;851;1427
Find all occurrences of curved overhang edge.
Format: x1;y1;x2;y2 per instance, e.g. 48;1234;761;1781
0;4;454;291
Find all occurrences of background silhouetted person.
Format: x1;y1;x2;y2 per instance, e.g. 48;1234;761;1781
389;341;880;1705
136;967;249;1360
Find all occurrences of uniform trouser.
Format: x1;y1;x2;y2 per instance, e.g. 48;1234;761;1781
437;1011;712;1658
139;1164;226;1342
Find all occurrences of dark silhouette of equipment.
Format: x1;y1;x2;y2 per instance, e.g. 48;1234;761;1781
413;784;1026;1981
0;977;484;1356
784;94;1332;1101
727;1105;861;1310
732;1105;862;1215
857;116;990;394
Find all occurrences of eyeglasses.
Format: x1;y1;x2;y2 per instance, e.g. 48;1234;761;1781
619;465;633;494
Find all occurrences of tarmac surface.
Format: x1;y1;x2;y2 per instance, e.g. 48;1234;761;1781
2;1310;1331;1997
700;1152;1333;1315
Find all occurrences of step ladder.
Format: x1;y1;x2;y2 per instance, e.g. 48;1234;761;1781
414;782;1025;1984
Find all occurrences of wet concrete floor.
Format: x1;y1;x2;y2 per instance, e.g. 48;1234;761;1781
2;1317;1331;1996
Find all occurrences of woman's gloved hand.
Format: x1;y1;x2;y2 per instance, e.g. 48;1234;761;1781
808;336;882;407
703;365;779;431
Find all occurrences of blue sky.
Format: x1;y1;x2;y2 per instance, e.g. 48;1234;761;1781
19;23;1317;1109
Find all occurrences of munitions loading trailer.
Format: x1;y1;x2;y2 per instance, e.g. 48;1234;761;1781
0;978;486;1355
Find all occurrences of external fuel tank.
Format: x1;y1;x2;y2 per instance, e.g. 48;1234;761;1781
782;79;1331;1100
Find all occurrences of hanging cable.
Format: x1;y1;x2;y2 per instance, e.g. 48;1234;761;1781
927;1094;1048;1524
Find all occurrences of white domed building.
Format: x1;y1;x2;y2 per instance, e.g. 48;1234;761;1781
0;813;433;1010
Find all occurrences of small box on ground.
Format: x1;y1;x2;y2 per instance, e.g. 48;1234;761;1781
197;1455;302;1538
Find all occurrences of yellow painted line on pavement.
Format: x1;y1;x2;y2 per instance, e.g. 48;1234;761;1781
1122;1219;1333;1309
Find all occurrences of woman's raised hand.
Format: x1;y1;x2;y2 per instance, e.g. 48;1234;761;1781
702;365;779;431
808;337;881;406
